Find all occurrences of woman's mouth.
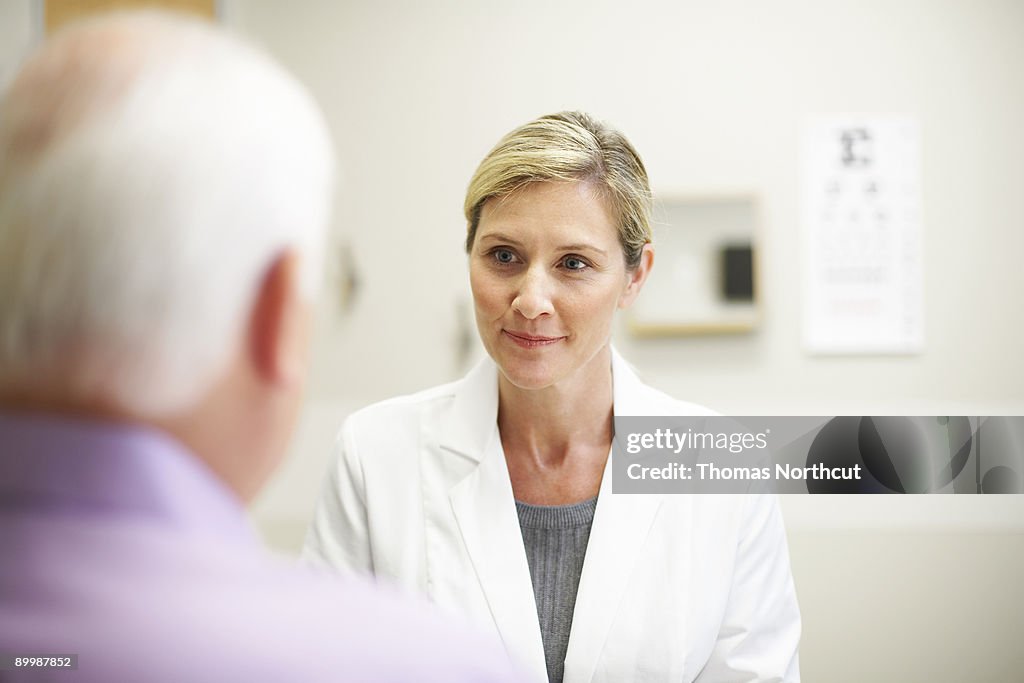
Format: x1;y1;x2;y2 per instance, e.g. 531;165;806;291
502;330;566;348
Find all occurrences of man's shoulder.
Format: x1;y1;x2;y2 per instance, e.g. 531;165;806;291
177;554;528;682
200;559;523;681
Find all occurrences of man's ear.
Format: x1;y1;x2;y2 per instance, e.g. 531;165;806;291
248;250;307;387
618;243;654;309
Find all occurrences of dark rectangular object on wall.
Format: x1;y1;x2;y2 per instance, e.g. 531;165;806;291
721;245;754;301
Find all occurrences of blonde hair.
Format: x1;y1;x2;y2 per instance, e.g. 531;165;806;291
463;111;652;268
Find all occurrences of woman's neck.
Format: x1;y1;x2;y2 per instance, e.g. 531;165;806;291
497;345;614;471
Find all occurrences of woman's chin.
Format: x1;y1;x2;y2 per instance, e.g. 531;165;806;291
496;360;562;392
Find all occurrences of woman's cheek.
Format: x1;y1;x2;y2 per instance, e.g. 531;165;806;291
472;274;506;321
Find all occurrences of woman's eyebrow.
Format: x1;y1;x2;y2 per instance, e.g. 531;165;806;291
477;232;523;247
478;233;608;256
558;243;608;256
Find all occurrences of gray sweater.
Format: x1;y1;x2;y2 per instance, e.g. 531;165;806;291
515;496;598;683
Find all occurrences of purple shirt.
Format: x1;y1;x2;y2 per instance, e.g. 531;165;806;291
0;412;529;682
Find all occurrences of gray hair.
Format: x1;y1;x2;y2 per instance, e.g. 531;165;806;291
0;12;334;415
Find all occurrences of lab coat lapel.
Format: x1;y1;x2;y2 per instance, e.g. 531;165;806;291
440;359;548;681
562;348;669;683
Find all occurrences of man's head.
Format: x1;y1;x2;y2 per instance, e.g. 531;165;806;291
0;12;335;500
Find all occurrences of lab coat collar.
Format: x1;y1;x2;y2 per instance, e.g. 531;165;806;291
442;345;674;682
439;354;498;464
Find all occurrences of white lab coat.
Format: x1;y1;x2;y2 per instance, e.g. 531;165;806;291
304;348;801;682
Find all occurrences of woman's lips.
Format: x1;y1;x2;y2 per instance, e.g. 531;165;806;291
502;330;566;348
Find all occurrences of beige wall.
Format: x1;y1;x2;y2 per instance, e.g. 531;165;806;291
6;1;1021;411
0;0;34;88
222;0;1024;414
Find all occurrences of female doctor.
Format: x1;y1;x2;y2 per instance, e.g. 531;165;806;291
304;112;801;682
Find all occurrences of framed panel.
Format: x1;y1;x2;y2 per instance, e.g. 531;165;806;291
629;194;761;336
44;0;218;34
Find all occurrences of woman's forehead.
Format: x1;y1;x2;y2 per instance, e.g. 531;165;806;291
477;180;617;247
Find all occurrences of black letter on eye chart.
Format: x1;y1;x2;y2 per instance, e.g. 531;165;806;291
839;128;872;168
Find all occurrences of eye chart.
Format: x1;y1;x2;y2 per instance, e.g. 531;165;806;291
801;116;923;354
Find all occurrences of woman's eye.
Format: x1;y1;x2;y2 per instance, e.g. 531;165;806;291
493;249;516;264
562;256;588;271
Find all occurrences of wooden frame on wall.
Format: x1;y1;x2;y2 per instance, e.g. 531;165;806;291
628;193;763;337
42;0;218;35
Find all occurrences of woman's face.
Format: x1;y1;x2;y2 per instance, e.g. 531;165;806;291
469;180;650;391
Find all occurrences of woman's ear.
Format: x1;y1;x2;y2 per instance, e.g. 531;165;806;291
618;243;654;309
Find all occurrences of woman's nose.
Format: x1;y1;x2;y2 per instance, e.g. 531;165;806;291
511;267;554;319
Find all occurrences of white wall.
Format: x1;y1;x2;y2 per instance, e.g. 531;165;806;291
12;0;1016;410
0;0;35;87
222;0;1024;414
